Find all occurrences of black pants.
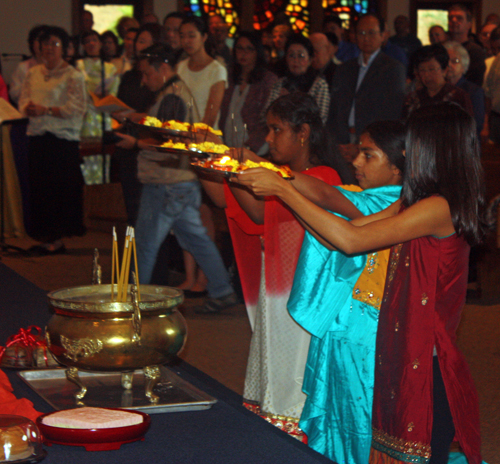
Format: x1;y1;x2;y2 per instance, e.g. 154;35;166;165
429;357;455;464
28;134;85;242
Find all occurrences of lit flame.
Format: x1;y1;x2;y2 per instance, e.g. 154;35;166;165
218;156;231;165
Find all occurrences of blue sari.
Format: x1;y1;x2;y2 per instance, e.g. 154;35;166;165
288;185;401;464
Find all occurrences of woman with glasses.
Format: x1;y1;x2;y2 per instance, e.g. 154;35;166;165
444;41;485;135
264;34;330;123
403;44;473;119
19;26;87;255
219;31;278;154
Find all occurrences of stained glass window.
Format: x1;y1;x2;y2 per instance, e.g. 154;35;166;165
252;0;287;31
183;0;239;36
285;0;310;35
182;0;375;38
322;0;372;28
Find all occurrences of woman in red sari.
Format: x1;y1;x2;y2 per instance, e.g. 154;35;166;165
235;102;485;463
200;92;355;438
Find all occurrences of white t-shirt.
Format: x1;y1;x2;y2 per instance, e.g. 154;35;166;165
177;59;227;128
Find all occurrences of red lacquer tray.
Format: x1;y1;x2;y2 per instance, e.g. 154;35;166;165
36;408;151;451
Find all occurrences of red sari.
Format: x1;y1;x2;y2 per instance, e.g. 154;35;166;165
370;233;482;464
224;166;341;438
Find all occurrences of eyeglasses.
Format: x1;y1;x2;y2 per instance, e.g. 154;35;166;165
287;52;308;60
42;41;61;48
356;30;381;38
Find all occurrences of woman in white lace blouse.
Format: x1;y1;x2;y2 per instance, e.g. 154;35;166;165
19;26;87;255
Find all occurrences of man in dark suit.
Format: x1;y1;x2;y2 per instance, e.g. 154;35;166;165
327;14;406;153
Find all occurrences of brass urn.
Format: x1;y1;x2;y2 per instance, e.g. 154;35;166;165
45;284;186;402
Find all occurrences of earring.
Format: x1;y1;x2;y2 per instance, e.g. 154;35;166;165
163;75;166;84
301;138;304;147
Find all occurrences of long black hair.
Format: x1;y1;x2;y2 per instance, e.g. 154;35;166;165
362;120;406;177
180;16;215;57
232;31;267;84
403;102;486;245
267;92;354;184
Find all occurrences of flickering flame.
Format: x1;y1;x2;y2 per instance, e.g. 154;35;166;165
218;156;231;165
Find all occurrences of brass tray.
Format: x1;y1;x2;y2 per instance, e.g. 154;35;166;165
18;366;217;414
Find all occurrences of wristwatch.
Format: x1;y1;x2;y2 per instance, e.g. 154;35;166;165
47;107;53;116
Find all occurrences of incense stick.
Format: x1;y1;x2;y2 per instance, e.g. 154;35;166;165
117;226;130;301
111;227;117;301
131;228;141;301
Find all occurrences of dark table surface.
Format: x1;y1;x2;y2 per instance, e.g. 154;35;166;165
0;263;334;463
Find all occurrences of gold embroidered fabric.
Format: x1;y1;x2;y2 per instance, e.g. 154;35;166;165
352;250;390;310
371;427;431;464
243;401;306;442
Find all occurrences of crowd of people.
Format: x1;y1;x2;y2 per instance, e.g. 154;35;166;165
1;4;499;463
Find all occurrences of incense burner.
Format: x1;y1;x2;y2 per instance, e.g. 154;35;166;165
45;284;186;402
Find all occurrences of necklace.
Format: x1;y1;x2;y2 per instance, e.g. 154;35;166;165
43;61;65;82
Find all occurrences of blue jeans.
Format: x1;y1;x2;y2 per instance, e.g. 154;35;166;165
135;181;233;298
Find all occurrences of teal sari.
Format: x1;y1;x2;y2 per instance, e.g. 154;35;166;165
288;185;401;464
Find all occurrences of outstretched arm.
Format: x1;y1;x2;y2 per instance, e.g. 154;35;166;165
235;169;455;253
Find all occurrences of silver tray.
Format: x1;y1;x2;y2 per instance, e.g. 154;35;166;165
18;366;217;414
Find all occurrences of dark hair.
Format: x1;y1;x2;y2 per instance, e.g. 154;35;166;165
126;27;139;36
65;35;80;63
413;43;449;70
39;26;70;56
180;16;215;57
362;120;406;176
403;102;486;245
163;11;185;25
324;32;339;47
139;43;176;70
356;14;386;33
323;16;342;29
117;16;140;39
449;3;472;22
101;30;119;58
490;25;500;43
81;30;102;58
28;25;49;56
135;23;168;48
232;31;267;84
267;92;354;183
285;33;314;58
